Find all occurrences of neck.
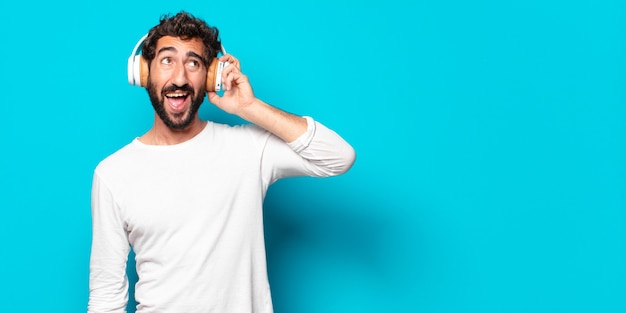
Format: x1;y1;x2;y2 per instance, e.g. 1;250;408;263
139;115;207;145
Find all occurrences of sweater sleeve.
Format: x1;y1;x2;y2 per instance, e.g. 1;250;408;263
261;116;356;183
88;171;130;313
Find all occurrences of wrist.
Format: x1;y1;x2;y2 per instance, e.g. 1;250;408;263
235;98;266;121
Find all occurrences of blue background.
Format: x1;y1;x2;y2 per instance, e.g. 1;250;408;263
1;0;625;312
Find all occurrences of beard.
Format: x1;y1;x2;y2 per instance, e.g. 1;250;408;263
147;80;205;130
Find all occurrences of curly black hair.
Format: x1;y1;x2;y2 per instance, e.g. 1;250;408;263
141;11;222;70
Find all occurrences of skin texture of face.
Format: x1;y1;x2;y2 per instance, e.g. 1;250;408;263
147;36;207;131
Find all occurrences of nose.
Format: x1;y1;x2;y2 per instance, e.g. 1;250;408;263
171;62;189;87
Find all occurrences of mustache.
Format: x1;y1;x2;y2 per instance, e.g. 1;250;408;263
162;84;194;94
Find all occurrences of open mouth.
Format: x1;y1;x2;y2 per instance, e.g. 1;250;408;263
165;91;190;111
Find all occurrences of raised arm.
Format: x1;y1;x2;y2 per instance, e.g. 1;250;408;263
207;54;355;180
206;54;308;142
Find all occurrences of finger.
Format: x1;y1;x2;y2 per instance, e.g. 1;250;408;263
222;63;239;79
223;71;239;92
220;54;241;70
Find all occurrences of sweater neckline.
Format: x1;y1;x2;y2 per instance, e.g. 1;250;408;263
132;122;212;150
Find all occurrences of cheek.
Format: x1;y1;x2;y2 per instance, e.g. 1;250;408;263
148;64;169;86
191;72;208;93
151;75;174;97
151;70;169;86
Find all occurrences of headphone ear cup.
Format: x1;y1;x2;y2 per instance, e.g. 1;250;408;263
127;55;147;86
206;57;219;92
128;33;149;87
138;56;149;87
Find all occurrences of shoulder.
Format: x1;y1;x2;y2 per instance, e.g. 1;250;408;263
94;141;139;177
207;121;272;143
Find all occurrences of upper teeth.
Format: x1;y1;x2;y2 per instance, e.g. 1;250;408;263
166;92;187;98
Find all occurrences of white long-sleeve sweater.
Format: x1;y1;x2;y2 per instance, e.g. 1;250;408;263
88;117;355;313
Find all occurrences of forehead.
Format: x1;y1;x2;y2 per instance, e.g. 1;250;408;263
155;36;205;56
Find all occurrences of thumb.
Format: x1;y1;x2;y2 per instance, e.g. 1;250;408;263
207;91;220;105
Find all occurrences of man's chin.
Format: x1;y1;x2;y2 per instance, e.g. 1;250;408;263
161;111;193;130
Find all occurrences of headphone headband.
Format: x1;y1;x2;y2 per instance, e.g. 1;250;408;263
131;34;148;58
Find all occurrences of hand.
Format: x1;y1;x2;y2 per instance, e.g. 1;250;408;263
207;54;256;115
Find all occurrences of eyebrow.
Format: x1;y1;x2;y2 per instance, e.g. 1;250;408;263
157;46;177;55
187;51;206;64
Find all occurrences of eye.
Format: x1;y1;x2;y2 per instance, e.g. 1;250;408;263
187;60;201;71
161;57;172;65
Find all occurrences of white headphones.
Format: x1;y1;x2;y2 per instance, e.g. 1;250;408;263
127;34;229;92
